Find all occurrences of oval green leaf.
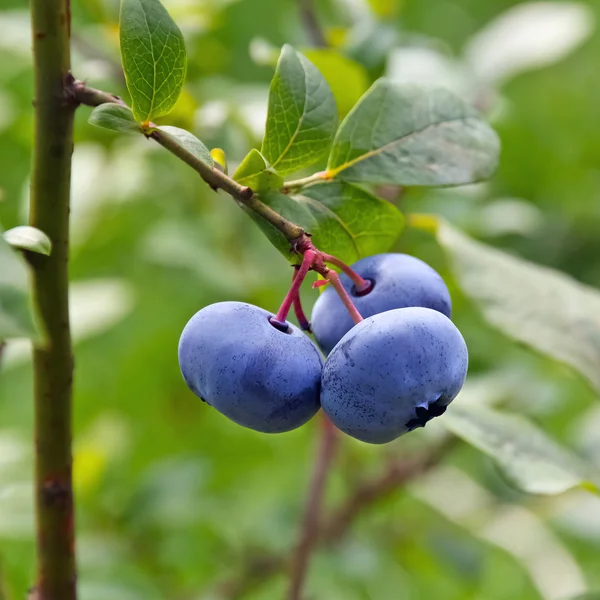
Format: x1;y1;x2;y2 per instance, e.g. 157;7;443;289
88;104;141;133
261;45;338;176
327;80;500;186
444;404;599;495
120;0;187;123
302;49;369;118
254;182;403;263
432;219;600;395
3;226;52;256
157;126;213;167
233;149;283;192
0;231;38;339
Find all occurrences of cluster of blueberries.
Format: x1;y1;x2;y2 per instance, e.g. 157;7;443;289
178;254;468;444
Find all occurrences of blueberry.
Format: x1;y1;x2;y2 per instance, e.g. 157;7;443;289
320;307;468;444
178;301;324;433
311;254;452;355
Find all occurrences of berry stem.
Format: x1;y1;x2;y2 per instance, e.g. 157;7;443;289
281;171;328;193
288;415;339;600
326;270;364;324
291;267;312;332
320;253;371;292
272;250;316;325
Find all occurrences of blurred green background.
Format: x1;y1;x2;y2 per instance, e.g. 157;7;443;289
2;0;600;598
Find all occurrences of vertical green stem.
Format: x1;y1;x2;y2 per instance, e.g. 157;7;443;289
29;0;77;598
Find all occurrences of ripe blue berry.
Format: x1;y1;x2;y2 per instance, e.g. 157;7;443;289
178;301;323;433
320;307;468;444
311;253;452;355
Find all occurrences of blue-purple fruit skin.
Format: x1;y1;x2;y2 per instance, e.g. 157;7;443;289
178;301;323;433
311;253;452;355
320;307;468;444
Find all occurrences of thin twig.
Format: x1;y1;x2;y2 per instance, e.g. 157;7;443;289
30;0;77;597
287;416;339;600
321;442;452;544
215;441;449;599
217;554;285;599
71;82;306;244
298;0;327;47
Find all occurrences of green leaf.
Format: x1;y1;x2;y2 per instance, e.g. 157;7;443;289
232;149;283;192
157;126;213;167
261;45;338;176
302;49;369;118
433;219;600;395
0;230;37;339
119;0;187;123
444;405;599;495
3;226;51;256
88;104;141;133
254;182;403;263
327;80;500;186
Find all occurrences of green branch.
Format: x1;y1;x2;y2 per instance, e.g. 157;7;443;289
29;0;77;598
72;82;306;243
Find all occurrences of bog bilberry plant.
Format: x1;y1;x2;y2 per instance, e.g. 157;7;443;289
32;0;600;598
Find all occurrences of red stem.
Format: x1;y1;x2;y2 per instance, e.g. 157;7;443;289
320;253;370;292
272;250;316;325
287;416;339;600
326;271;364;324
291;268;312;332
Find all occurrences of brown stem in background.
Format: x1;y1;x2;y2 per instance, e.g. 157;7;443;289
287;416;339;600
216;441;449;599
321;442;451;544
29;0;77;597
298;0;327;47
217;554;285;599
